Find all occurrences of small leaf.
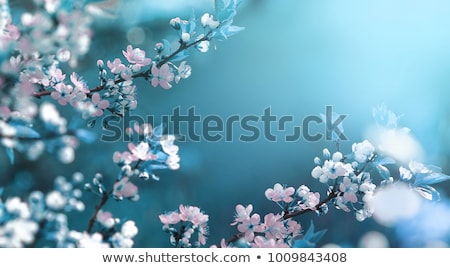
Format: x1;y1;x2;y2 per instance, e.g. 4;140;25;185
12;125;40;139
162;39;172;55
75;129;97;144
222;25;245;38
414;172;450;186
171;50;189;62
414;185;440;201
292;220;327;248
152;124;164;137
214;0;226;15
5;147;14;164
373;155;396;166
376;164;391;180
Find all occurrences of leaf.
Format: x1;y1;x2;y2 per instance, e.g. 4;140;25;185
376;164;391;180
162;39;172;55
373;155;396;166
414;172;450;186
5;147;14;164
214;0;227;15
222;25;245;38
292;220;327;248
152;124;164;137
414;185;440;201
12;125;40;139
170;50;189;62
75;129;97;144
217;0;238;22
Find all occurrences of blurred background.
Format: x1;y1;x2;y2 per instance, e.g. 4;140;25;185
3;0;450;247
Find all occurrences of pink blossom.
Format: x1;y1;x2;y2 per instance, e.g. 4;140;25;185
159;211;181;225
47;65;66;83
96;210;115;228
262;213;284;239
70;73;89;93
51;83;73;105
252;236;289;248
113;177;138;200
265;183;295;202
197;224;209;245
178;205;209;226
107;58;127;74
112;151;133;164
151;63;174;89
237;213;263;242
122;45;151;69
231;204;253;225
339;177;358;203
127;142;154;161
285;218;302;236
90;93;109;117
299;192;321;210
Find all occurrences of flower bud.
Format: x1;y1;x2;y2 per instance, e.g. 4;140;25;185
170;17;181;30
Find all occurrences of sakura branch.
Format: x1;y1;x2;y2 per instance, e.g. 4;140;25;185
0;0;245;248
0;0;244;164
159;104;450;248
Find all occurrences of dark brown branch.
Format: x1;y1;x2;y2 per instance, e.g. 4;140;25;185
224;191;338;246
86;192;109;233
32;33;211;99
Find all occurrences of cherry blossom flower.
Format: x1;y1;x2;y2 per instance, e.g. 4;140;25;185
262;213;284;239
107;58;127;74
159;211;181;226
50;83;73;106
252;236;289;248
231;204;253;225
122;45;151;71
0;219;39;247
96;210;116;228
76;232;109;248
339;177;358;203
299;192;320;210
175;61;192;83
352;140;375;163
178;205;209;226
112;177;138;200
127;141;154;161
70;73;89;93
285;218;302;236
265;183;295;202
335;196;351;212
161;135;179;156
47;65;66;84
237;213;263;242
90;92;109;117
121;220;138;238
201;13;219;29
311;160;353;183
151;63;174;89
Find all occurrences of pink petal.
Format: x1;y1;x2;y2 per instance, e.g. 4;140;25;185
91;92;100;104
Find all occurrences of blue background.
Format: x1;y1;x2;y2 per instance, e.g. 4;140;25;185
3;0;450;247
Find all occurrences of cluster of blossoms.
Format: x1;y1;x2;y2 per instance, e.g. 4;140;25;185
0;101;95;165
0;172;141;248
68;211;138;248
159;205;209;247
109;123;180;198
227;204;302;248
0;0;247;248
157;105;450;248
0;173;84;247
0;0;244;162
